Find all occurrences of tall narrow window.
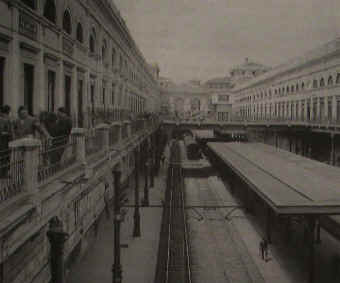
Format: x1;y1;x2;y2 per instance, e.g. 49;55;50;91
112;48;116;68
47;70;55;112
64;75;71;116
89;36;95;53
76;23;83;43
78;80;83;127
102;87;106;106
0;57;4;107
24;64;34;115
90;84;95;115
102;40;107;61
319;78;325;87
44;0;56;23
336;74;340;84
328;76;333;86
111;84;115;106
63;10;72;35
89;28;96;53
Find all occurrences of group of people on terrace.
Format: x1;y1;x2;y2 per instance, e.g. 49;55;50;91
0;105;72;178
0;105;72;143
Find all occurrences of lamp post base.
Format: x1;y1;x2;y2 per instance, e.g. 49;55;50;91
112;264;122;283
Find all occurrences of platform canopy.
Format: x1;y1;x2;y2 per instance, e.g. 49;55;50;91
208;142;340;215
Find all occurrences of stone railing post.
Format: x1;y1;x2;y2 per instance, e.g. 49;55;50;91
71;128;86;164
97;123;110;152
9;137;41;207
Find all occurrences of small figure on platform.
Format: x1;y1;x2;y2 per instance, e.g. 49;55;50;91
259;239;265;260
263;239;269;262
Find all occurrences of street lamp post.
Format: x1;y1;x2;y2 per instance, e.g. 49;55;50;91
150;151;155;188
133;149;141;237
112;170;122;283
142;157;149;206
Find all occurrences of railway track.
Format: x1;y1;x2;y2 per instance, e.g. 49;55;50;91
154;141;192;283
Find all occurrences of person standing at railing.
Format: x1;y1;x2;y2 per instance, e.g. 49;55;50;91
13;106;51;140
0;105;14;178
40;111;60;166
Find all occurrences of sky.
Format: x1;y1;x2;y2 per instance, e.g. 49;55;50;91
113;0;340;83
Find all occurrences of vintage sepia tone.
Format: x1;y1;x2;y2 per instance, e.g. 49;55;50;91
1;0;340;283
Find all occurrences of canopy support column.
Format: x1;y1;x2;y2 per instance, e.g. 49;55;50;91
266;206;272;244
308;216;316;283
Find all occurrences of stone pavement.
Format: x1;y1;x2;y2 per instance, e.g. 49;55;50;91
67;165;167;283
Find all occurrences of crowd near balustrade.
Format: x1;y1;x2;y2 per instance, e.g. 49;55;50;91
0;115;160;206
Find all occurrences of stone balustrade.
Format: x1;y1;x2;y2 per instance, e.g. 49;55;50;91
0;119;160;207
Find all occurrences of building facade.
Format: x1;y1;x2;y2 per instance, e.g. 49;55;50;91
0;1;161;283
233;39;340;123
0;0;160;126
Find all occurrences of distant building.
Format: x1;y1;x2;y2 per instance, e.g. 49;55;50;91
230;58;270;85
0;0;160;126
205;76;234;89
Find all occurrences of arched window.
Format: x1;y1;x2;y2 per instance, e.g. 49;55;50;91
63;10;72;35
296;83;299;91
76;23;83;43
291;85;294;93
313;79;318;88
319;78;325;87
301;82;305;89
21;0;35;9
286;86;289;93
44;0;56;23
337;73;340;84
328;76;333;86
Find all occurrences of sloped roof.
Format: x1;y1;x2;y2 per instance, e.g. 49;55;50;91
231;59;270;72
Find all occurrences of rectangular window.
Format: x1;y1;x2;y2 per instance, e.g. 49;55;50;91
24;63;34;115
64;75;71;116
47;70;55;112
102;87;106;106
0;57;4;107
337;99;340;121
78;80;83;128
90;84;95;114
328;99;332;120
111;84;115;106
